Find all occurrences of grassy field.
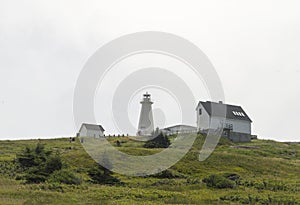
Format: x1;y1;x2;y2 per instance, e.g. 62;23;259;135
0;135;299;204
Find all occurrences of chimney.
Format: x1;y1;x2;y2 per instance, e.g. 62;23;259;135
219;101;223;104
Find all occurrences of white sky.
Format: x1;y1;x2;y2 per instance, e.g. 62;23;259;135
0;0;299;141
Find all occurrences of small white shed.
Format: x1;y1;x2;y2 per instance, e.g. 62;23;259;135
78;123;105;138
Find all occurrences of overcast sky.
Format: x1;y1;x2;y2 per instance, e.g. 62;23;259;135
0;0;299;141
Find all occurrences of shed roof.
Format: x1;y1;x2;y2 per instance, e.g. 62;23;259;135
79;123;105;132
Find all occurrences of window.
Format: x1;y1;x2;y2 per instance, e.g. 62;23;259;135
224;123;233;130
232;111;245;117
199;108;202;115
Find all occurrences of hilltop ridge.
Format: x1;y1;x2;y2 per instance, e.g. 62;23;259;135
0;135;299;204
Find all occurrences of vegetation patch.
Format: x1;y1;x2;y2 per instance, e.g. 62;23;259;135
88;164;122;185
202;173;238;189
148;169;185;179
16;143;62;183
48;169;82;185
0;136;299;204
143;129;171;148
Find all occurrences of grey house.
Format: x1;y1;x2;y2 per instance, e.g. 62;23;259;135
77;123;105;138
196;101;253;142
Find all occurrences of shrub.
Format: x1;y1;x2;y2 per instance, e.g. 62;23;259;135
203;174;235;189
46;182;64;192
48;169;82;185
16;143;63;183
218;137;234;146
150;169;184;179
186;177;201;184
0;161;20;178
143;129;170;148
223;173;240;181
23;167;49;183
88;164;121;185
16;147;36;168
44;155;63;174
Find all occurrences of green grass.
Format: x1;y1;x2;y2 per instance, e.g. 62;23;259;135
0;135;299;204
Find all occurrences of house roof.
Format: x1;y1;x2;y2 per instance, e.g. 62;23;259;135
197;101;252;122
79;123;105;132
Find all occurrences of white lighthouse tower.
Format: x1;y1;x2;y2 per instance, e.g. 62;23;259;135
137;92;154;136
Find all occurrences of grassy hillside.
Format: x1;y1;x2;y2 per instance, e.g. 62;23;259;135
0;135;299;205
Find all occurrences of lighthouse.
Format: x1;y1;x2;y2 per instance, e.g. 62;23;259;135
137;92;154;136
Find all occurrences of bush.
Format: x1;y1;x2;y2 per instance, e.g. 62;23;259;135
0;161;20;178
186;177;201;185
150;169;184;179
143;129;170;148
45;182;64;192
16;143;63;183
23;167;49;183
16;147;36;168
45;155;63;174
223;173;240;181
88;164;121;185
218;137;234;146
48;169;82;185
203;174;235;189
